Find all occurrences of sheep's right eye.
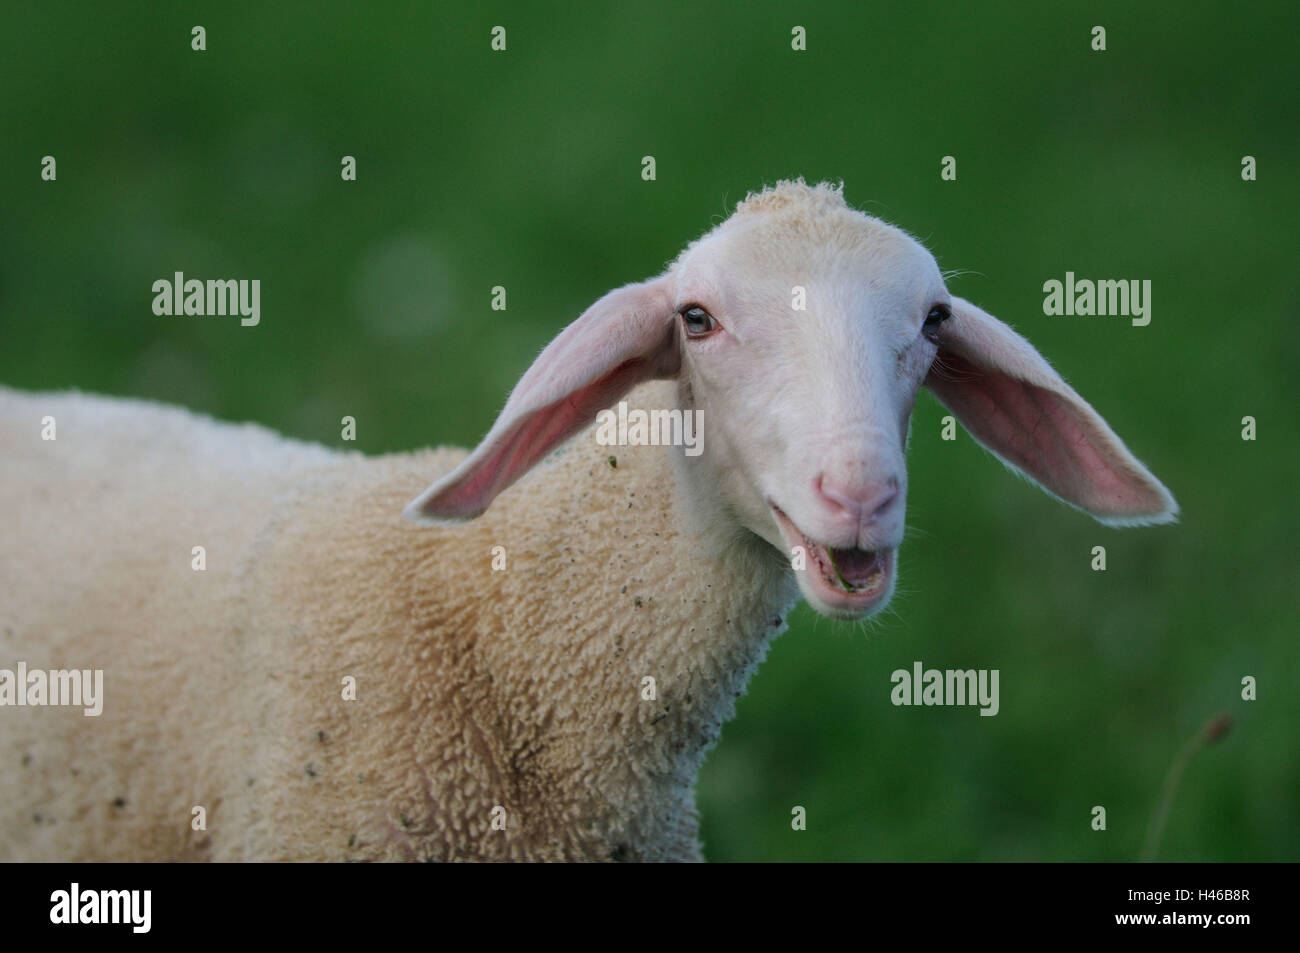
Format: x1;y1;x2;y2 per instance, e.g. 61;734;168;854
680;306;717;338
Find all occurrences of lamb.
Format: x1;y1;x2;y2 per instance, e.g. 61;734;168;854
0;179;1177;862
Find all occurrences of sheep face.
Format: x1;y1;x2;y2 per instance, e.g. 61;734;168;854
666;208;948;619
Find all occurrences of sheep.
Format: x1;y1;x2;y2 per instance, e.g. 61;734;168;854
0;179;1177;862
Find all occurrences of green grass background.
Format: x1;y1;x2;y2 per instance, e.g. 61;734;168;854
2;2;1295;861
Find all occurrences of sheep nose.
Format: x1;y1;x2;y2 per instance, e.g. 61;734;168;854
815;474;899;525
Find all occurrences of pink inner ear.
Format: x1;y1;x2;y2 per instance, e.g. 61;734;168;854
420;357;653;519
928;351;1160;516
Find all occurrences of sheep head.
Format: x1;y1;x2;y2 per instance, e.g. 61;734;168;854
405;180;1177;621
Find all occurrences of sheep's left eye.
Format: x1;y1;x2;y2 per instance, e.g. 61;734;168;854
681;306;717;337
922;304;950;343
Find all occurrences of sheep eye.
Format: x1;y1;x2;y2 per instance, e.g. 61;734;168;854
680;306;716;337
922;304;950;344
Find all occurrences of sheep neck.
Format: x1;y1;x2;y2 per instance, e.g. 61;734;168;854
398;399;798;859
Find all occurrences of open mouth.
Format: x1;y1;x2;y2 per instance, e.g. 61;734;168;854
771;504;895;615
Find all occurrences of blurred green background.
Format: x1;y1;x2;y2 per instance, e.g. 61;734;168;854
2;2;1296;861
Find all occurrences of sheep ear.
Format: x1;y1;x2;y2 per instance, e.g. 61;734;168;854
404;278;678;524
923;296;1177;526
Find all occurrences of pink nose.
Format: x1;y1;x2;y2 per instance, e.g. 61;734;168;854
815;474;899;525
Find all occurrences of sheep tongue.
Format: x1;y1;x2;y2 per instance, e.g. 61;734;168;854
828;547;883;589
